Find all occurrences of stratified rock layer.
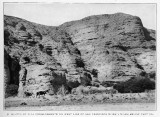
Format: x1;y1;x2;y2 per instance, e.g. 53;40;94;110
61;13;155;81
4;13;156;96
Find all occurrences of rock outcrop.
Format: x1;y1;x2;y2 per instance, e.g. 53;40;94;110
60;13;156;81
4;13;156;97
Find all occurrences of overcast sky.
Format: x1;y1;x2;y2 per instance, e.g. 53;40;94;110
4;3;156;29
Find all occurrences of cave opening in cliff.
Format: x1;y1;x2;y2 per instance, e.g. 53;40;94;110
5;55;21;98
8;58;20;85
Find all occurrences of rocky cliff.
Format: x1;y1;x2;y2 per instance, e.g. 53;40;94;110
4;13;156;97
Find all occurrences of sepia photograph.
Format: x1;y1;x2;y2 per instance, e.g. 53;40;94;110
3;2;156;112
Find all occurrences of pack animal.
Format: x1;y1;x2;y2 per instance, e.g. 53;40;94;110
24;91;33;98
36;90;49;98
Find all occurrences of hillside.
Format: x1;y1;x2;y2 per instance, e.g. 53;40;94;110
4;13;156;97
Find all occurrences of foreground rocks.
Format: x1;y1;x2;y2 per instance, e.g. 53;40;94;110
4;13;156;97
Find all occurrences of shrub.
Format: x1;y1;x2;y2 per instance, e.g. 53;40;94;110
91;69;98;78
38;44;44;51
113;77;155;93
75;58;85;67
148;71;156;80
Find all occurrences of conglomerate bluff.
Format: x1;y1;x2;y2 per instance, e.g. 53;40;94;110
4;13;156;97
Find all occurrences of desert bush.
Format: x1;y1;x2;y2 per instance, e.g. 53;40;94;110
38;44;44;51
113;77;155;93
91;69;98;78
75;58;85;67
139;71;156;80
148;71;156;80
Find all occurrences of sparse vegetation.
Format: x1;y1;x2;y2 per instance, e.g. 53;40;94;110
38;44;44;51
113;77;155;93
75;58;85;67
91;69;98;78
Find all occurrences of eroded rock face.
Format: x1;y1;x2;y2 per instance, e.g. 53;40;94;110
60;13;156;81
136;51;156;73
4;13;156;96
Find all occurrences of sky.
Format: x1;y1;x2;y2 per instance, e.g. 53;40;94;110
4;3;156;29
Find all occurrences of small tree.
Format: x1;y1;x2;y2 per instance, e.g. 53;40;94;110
91;69;98;78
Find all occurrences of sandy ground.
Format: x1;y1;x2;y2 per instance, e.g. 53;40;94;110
5;103;155;111
5;92;156;111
